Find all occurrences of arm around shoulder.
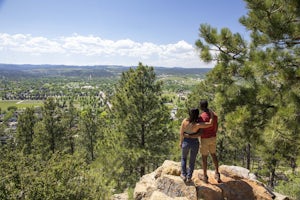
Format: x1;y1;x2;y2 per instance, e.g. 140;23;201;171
196;111;214;128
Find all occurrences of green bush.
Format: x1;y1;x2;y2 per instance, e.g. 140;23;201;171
7;106;17;112
275;173;300;199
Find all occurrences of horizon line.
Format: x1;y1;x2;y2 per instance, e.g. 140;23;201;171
0;62;213;69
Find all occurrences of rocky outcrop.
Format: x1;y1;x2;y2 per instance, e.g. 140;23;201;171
131;160;291;200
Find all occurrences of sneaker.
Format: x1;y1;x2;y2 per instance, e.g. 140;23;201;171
180;174;187;182
215;172;221;183
186;177;192;183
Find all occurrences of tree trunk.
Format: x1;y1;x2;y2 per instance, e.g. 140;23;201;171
69;136;74;154
90;132;94;160
51;130;55;153
140;124;145;177
245;143;251;170
269;167;276;188
290;157;296;173
269;158;277;188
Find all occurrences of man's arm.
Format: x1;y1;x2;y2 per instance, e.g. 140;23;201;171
184;132;202;138
185;111;215;138
195;110;214;128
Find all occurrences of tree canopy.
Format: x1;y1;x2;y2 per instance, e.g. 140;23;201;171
193;0;300;190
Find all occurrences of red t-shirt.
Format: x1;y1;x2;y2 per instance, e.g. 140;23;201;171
199;110;218;138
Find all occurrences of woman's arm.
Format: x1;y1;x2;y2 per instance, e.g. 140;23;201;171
195;110;214;128
179;119;185;148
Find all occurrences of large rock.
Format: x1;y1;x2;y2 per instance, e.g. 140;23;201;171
124;160;291;200
219;165;257;180
156;175;197;200
149;191;189;200
134;171;157;200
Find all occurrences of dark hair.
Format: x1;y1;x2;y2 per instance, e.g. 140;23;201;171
200;100;208;110
188;108;199;123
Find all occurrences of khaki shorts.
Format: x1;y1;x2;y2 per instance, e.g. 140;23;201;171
200;137;216;156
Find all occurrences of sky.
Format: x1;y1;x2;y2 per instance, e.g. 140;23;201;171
0;0;249;68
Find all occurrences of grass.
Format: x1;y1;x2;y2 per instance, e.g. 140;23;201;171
0;100;43;111
159;76;203;86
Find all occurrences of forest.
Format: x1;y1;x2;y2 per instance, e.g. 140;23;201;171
0;0;300;199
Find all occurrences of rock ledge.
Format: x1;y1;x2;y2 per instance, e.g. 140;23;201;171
114;160;291;200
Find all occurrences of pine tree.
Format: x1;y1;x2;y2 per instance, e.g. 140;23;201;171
33;97;66;158
16;107;36;154
111;63;175;180
79;106;100;161
194;23;263;169
194;0;300;187
61;99;78;154
240;0;300;187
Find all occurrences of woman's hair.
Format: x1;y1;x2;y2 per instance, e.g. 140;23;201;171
188;108;199;123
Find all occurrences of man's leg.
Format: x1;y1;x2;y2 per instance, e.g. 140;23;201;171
208;137;221;183
201;155;209;183
200;138;209;183
212;153;221;182
202;154;208;176
211;153;219;174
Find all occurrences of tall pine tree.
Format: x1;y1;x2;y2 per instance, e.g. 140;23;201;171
240;0;300;187
33;97;66;159
111;63;175;179
194;0;300;188
16;107;36;154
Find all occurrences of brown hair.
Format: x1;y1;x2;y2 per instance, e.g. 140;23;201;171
188;108;199;123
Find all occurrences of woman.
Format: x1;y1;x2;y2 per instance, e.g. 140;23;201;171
179;108;214;182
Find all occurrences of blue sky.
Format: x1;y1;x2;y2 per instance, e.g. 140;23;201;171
0;0;248;68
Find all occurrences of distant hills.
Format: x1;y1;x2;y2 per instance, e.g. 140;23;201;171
0;63;211;79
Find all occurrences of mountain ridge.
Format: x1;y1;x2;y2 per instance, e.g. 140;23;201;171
0;63;211;78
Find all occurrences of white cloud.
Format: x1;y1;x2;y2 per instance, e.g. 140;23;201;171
0;33;213;68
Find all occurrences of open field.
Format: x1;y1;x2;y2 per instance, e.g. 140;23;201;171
0;100;43;111
159;76;204;85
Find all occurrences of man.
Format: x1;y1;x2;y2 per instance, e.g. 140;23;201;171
199;100;220;183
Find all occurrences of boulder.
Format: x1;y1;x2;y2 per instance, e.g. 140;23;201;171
112;192;128;200
134;171;157;200
219;165;257;180
156;175;197;200
129;160;291;200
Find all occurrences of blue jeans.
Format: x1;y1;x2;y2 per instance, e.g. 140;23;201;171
181;138;199;178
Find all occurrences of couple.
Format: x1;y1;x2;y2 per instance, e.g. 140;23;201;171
179;100;220;183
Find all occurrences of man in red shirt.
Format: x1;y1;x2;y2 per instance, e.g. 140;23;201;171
199;100;221;183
